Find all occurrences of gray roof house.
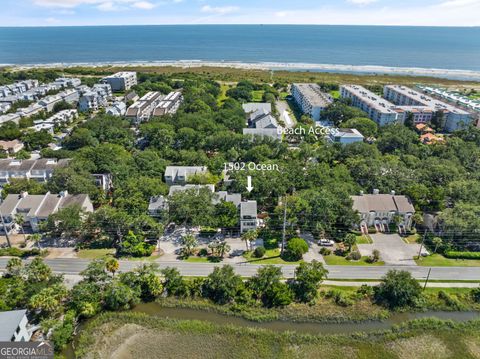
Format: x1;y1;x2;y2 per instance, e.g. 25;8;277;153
242;102;272;114
243;108;282;140
0;158;70;184
0;191;94;233
240;201;258;233
0;309;34;342
351;190;415;233
164;166;208;185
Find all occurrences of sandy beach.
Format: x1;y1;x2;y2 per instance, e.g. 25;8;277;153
4;60;480;81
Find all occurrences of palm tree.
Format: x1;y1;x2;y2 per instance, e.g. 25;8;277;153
29;233;42;249
343;233;356;252
432;237;443;254
106;258;119;277
181;234;198;257
217;241;231;258
14;214;26;245
241;230;257;251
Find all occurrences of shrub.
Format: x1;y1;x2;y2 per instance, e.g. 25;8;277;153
199;227;217;238
374;270;422;309
0;247;46;258
283;237;308;261
198;248;208;257
367;249;381;263
334;247;347;257
326;290;354;307
368;227;377;234
253;246;266;258
346;251;361;261
471;288;480;303
437;290;464;310
319;247;331;255
356;284;374;298
444;251;480;260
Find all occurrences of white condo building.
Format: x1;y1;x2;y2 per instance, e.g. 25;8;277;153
384;85;472;132
291;83;333;121
102;71;137;91
340;85;399;126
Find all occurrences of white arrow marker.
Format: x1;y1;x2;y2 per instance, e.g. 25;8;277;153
246;176;253;193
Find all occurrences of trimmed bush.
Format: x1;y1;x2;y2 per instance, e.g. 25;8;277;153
319;247;331;256
346;251;362;261
283;238;308;261
444;251;480;259
253;246;266;258
0;247;45;258
471;288;480;303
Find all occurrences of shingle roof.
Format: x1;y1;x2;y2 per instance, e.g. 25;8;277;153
351;194;415;213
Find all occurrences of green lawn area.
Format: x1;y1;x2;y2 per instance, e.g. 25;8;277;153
217;84;231;105
184;256;223;263
329;90;340;99
76;248;115;259
323;254;385;266
251;90;264;102
415;254;480;267
243;248;302;265
404;233;421;244
355;235;372;244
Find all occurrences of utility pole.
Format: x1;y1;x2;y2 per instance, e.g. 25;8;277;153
0;209;12;248
423;268;432;290
281;195;287;255
417;229;427;260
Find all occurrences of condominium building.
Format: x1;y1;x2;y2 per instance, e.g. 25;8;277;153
0;191;93;233
384;85;473;132
340;85;399;126
101;71;137;91
126;91;163;123
0;158;70;184
78;85;111;112
291;83;333;121
152;91;183;116
0;80;39;98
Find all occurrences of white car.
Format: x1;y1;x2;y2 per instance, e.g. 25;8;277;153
318;239;335;247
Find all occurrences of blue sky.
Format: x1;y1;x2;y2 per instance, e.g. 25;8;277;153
1;0;480;26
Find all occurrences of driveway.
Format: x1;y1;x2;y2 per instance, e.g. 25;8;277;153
357;233;422;266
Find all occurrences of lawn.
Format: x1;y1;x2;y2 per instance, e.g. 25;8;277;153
323;254;385;266
415;254;480;267
243;248;302;265
355;235;372;244
404;233;421;244
329;90;340;99
251;90;265;102
184;256;223;263
76;248;115;259
217;83;231;105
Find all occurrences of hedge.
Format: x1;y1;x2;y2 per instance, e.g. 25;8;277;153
444;251;480;260
0;247;46;258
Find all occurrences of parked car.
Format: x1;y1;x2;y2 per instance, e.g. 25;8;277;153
318;239;335;247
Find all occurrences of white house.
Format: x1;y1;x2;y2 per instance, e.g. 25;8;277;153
328;128;364;144
164;166;208;185
0;309;35;342
101;71;137;91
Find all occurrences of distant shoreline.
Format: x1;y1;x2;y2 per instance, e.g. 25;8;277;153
3;60;480;81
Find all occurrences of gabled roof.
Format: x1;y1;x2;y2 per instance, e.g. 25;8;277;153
351;194;415;213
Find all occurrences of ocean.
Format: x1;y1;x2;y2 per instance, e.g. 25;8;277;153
0;25;479;73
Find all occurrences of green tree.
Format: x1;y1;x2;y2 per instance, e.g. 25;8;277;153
5;257;23;277
284;237;309;261
46;204;85;239
214;201;239;231
241;230;258;251
202;265;243;304
105;258;119;277
343;233;356;252
161;267;187;297
248;265;293;307
26;257;52;283
290;260;328;303
342;117;378;137
14;214;26;244
432;237;443;254
104;280;138;310
29;284;67;317
374;270;422;309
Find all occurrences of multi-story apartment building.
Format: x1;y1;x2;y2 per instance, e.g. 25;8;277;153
0;158;70;184
0;80;39;98
126;91;163;123
340;85;399;126
101;71;137;91
291;83;333;121
78;84;111;112
152;91;183;116
384;85;473;132
351;190;415;234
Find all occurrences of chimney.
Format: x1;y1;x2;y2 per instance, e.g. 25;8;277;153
391;190;396;196
373;189;380;195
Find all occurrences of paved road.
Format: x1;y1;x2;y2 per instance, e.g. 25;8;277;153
1;258;479;281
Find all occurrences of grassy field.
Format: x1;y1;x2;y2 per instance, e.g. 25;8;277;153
415;254;480;267
251;90;265;102
356;235;373;244
243;248;302;265
323;254;385;266
217;83;231;105
404;234;421;244
75;312;480;359
50;65;480;89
